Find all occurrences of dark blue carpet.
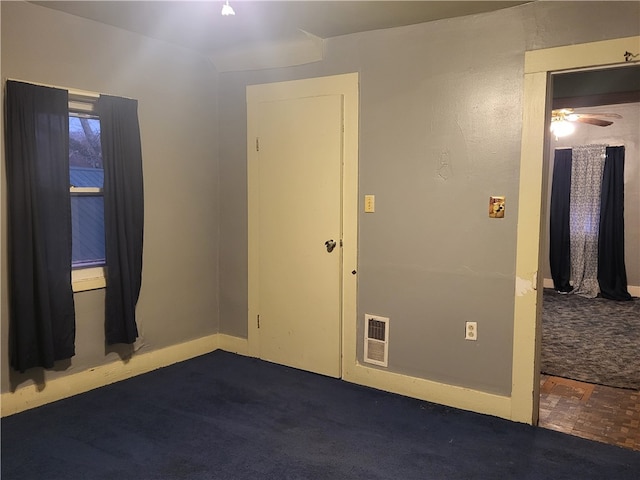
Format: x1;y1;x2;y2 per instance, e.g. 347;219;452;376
2;350;639;479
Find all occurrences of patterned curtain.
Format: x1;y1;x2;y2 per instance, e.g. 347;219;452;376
569;144;606;298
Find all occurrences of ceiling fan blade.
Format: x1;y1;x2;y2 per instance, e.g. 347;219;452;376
577;117;613;127
575;113;623;119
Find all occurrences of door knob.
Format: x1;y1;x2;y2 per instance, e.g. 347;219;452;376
325;239;337;253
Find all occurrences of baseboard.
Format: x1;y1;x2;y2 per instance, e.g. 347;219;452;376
543;278;640;297
218;334;249;356
2;333;512;422
215;336;513;421
1;334;219;417
342;362;512;421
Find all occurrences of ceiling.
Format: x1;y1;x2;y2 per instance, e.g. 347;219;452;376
553;65;640;109
33;1;530;55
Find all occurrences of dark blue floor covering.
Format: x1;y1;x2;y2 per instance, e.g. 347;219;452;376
2;350;639;479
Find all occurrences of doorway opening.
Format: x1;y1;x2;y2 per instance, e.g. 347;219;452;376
512;35;639;426
538;64;640;450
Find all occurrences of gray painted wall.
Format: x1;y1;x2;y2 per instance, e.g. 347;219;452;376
218;2;640;396
2;1;638;400
1;2;220;393
543;102;640;287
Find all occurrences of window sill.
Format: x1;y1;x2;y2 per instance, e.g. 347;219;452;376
72;266;106;293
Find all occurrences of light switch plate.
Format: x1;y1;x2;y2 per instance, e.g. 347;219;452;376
489;196;505;218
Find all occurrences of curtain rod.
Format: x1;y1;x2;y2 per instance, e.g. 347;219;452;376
5;78;105;99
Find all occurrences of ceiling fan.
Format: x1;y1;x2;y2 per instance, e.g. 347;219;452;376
552;108;622;127
550;108;622;138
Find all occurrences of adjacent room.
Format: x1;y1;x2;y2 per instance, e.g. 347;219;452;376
539;65;640;448
1;1;639;477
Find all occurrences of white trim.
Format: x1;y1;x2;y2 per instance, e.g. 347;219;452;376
72;266;106;292
2;334;513;421
513;36;640;425
70;186;101;194
343;362;511;420
524;37;640;74
1;334;219;417
218;334;249;356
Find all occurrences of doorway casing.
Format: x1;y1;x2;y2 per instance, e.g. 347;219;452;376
246;73;360;377
512;35;640;424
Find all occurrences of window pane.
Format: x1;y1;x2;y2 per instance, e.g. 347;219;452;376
69;116;103;188
71;195;105;268
69;114;104;270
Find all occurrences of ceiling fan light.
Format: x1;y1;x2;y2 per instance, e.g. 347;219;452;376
221;1;235;16
550;119;575;138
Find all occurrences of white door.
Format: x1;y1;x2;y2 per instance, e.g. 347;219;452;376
251;93;343;377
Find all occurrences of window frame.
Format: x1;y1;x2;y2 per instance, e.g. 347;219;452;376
68;94;106;293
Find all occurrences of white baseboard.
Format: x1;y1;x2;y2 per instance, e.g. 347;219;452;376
217;339;510;420
1;334;219;417
342;361;511;420
218;334;249;356
3;333;510;423
543;278;640;297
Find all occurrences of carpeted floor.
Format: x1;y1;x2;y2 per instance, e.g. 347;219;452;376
2;350;639;479
541;289;640;390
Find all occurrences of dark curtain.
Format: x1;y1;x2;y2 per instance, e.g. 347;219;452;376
5;81;75;371
598;146;632;301
98;95;144;344
549;148;573;293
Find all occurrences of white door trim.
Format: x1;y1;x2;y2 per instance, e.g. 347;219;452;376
246;73;359;377
512;36;640;424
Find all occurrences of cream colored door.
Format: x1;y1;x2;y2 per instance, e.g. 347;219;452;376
250;93;343;377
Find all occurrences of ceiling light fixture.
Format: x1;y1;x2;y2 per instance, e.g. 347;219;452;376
550;119;575;139
221;0;235;16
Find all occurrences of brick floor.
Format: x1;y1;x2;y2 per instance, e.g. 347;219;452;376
539;375;640;451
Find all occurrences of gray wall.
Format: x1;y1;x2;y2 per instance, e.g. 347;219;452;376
2;1;638;400
218;2;640;396
1;2;220;393
544;102;640;287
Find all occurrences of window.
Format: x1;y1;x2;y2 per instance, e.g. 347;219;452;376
6;80;145;365
69;97;106;291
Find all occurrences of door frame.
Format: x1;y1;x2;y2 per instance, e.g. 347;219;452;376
246;73;359;377
512;36;640;424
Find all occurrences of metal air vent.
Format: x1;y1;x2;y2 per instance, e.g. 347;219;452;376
364;315;389;367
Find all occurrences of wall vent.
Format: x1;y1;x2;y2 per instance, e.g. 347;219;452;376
364;315;389;367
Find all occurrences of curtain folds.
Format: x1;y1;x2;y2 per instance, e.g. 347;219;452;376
569;144;606;298
549;148;573;293
599;147;632;301
549;144;631;301
98;95;144;344
5;81;76;371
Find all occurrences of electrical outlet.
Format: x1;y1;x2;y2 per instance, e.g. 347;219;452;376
465;321;478;341
364;195;375;213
